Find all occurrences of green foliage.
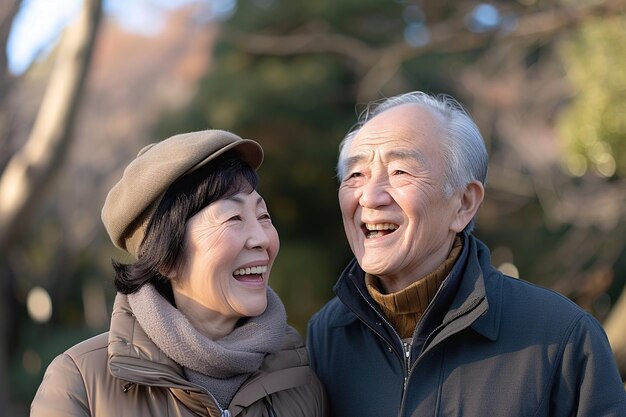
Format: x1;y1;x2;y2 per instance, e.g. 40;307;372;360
231;0;406;45
557;17;626;177
270;241;342;334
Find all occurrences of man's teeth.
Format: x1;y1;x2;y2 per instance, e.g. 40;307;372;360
365;223;399;231
233;265;268;276
365;223;399;238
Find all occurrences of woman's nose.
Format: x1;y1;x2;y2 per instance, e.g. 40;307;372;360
246;220;271;249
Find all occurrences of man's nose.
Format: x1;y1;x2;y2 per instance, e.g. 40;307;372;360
358;174;392;208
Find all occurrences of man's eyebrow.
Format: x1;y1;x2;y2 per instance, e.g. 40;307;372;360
386;149;428;166
342;155;366;176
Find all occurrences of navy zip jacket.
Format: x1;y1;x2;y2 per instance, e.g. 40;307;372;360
307;233;626;417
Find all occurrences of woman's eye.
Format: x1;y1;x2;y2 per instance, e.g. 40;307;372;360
347;172;362;179
392;169;407;175
228;215;242;221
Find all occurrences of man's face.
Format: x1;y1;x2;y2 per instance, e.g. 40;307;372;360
338;103;467;293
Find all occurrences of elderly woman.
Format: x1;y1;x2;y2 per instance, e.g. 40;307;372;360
31;130;327;417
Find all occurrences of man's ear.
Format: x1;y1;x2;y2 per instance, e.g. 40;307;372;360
450;181;485;233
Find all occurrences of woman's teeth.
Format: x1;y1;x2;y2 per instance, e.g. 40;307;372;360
233;265;268;276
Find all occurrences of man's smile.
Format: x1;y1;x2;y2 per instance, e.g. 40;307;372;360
362;222;399;239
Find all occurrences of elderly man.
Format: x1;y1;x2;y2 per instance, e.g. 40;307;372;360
307;91;626;416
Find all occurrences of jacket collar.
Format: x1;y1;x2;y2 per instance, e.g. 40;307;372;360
419;233;501;346
465;236;501;341
108;293;188;385
107;293;312;416
333;233;502;347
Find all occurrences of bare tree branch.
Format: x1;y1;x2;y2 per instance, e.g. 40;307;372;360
222;23;378;68
0;0;21;99
0;0;103;250
221;0;626;101
0;0;22;165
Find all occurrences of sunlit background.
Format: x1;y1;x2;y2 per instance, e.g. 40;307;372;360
1;0;625;414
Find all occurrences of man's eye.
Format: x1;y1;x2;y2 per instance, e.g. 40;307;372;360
228;215;242;221
392;170;407;175
347;172;362;179
259;213;271;221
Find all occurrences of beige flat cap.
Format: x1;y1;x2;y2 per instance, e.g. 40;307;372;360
101;129;263;258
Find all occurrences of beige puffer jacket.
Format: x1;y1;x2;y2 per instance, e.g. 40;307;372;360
30;294;327;417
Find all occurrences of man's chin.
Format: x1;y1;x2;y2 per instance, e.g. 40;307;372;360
359;258;391;276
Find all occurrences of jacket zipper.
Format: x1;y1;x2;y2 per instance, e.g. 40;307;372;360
350;278;486;417
402;341;412;392
396;295;485;417
349;283;411;412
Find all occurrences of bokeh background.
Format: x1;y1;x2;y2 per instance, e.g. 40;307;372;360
1;0;625;414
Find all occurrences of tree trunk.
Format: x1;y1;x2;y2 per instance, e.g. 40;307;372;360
0;1;22;412
0;0;102;413
0;0;21;99
0;0;102;250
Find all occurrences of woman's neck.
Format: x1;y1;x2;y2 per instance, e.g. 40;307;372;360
172;289;238;340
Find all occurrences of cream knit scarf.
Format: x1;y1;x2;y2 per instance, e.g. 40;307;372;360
128;283;287;407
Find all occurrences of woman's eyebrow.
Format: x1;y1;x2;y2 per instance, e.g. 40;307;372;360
225;195;245;204
224;194;265;206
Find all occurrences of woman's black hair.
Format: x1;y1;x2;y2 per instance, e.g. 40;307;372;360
112;150;259;295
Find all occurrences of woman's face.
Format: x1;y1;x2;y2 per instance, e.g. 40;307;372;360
171;189;279;320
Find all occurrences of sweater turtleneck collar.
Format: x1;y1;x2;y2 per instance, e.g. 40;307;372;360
366;235;463;339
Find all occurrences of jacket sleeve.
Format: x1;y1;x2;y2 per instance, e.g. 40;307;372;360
307;313;333;417
310;367;329;417
30;353;91;417
306;312;322;378
550;313;626;417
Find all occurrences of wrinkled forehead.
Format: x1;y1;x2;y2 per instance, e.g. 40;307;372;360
349;103;444;149
342;147;428;170
344;125;442;164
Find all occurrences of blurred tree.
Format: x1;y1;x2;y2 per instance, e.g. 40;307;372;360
0;0;102;248
0;1;20;100
0;0;23;409
455;8;626;379
0;0;102;412
557;15;626;377
558;18;626;178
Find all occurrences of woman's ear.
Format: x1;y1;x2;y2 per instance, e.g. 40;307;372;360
450;181;485;233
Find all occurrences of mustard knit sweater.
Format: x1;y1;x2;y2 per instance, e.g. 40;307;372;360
366;236;462;339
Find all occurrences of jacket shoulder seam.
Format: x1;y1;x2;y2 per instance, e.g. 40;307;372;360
60;351;93;413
